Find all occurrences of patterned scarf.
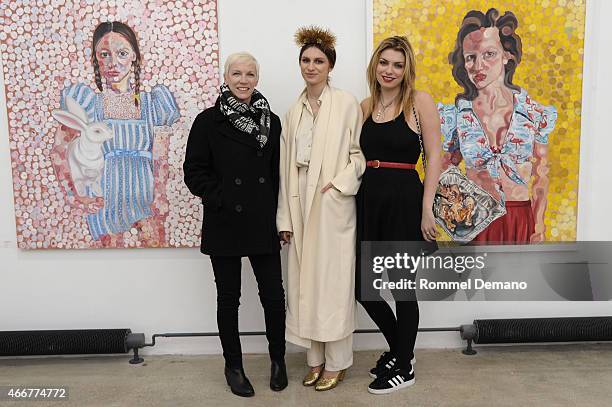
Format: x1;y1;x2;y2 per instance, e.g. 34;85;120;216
218;83;270;148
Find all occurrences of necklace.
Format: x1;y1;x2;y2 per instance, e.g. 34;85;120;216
375;94;396;121
307;93;322;117
307;92;322;105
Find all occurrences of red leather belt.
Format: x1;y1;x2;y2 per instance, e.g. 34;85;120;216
366;160;416;169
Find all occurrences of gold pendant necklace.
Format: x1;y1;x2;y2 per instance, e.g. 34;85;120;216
375;95;395;121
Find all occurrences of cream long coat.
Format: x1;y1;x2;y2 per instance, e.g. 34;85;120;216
277;86;365;347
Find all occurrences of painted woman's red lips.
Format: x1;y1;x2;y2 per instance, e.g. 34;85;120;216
474;73;486;82
105;70;120;76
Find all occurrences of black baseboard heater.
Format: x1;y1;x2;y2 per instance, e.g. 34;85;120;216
0;329;146;364
1;317;611;363
460;316;612;355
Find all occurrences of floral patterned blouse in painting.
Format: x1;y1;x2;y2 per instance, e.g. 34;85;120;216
437;89;557;202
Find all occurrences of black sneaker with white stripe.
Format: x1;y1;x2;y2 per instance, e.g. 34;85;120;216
369;352;416;379
367;366;415;394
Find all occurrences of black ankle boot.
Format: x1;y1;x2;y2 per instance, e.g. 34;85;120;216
224;366;255;397
270;359;288;391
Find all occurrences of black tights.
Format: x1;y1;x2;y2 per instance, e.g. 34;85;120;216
357;298;419;371
356;262;419;371
210;253;286;368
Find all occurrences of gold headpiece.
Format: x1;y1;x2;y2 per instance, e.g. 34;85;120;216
294;26;336;50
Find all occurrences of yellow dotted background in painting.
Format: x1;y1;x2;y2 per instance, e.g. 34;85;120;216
374;0;585;242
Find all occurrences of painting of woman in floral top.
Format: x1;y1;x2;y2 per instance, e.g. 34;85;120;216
51;21;180;247
438;8;557;243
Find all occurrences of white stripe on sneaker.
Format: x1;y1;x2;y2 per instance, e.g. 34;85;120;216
369;376;416;395
384;359;396;369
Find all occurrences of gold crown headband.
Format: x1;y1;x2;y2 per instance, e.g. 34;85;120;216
294;26;336;50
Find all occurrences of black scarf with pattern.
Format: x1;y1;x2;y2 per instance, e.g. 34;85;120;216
218;83;270;148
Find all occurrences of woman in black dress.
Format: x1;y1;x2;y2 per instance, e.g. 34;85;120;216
183;52;286;397
356;36;442;394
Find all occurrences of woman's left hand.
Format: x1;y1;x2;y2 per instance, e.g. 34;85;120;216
421;210;439;242
321;182;335;193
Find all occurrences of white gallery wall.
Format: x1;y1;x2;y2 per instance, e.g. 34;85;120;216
0;0;610;356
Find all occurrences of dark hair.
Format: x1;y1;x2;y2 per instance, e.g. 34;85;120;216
299;44;337;69
449;8;522;103
91;21;142;107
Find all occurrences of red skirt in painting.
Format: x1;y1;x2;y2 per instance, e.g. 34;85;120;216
472;200;535;244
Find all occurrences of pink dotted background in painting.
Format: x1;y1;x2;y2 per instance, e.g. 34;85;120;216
0;0;219;249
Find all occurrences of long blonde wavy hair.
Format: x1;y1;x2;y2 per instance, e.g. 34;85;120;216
366;36;417;119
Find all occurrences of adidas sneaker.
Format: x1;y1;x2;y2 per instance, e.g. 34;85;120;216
368;366;415;395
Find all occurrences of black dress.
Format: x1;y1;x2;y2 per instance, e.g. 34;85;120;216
357;111;424;244
355;111;424;373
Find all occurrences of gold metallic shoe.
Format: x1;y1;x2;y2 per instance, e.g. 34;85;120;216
314;369;346;391
303;366;323;386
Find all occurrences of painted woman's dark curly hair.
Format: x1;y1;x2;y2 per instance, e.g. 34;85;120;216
91;21;142;107
449;8;522;103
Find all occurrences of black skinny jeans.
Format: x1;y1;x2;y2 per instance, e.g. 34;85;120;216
210;253;286;369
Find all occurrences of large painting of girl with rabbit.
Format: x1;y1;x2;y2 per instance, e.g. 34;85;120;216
0;1;219;249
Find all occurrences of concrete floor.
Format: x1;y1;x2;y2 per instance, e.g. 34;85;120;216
1;344;611;407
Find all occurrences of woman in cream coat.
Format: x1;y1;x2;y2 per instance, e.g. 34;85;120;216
277;26;365;391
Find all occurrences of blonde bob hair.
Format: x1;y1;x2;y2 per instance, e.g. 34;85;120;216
365;36;417;119
224;52;260;77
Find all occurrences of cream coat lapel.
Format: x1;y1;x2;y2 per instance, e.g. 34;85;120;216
286;101;304;263
303;86;332;225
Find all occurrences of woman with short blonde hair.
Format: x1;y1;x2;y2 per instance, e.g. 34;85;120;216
184;51;287;398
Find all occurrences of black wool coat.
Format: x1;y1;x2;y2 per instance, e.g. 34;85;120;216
183;100;281;256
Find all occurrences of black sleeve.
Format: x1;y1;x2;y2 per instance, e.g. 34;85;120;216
183;112;222;209
271;115;281;208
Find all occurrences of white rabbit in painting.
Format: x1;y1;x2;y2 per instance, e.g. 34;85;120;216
52;96;113;197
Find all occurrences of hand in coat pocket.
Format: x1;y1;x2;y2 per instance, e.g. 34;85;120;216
279;231;293;245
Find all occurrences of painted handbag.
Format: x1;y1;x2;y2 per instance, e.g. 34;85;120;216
412;106;506;243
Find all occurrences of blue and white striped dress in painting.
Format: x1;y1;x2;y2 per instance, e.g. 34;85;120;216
61;83;180;240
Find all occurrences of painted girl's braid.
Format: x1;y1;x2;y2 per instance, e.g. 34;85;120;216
133;59;141;107
93;58;104;92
